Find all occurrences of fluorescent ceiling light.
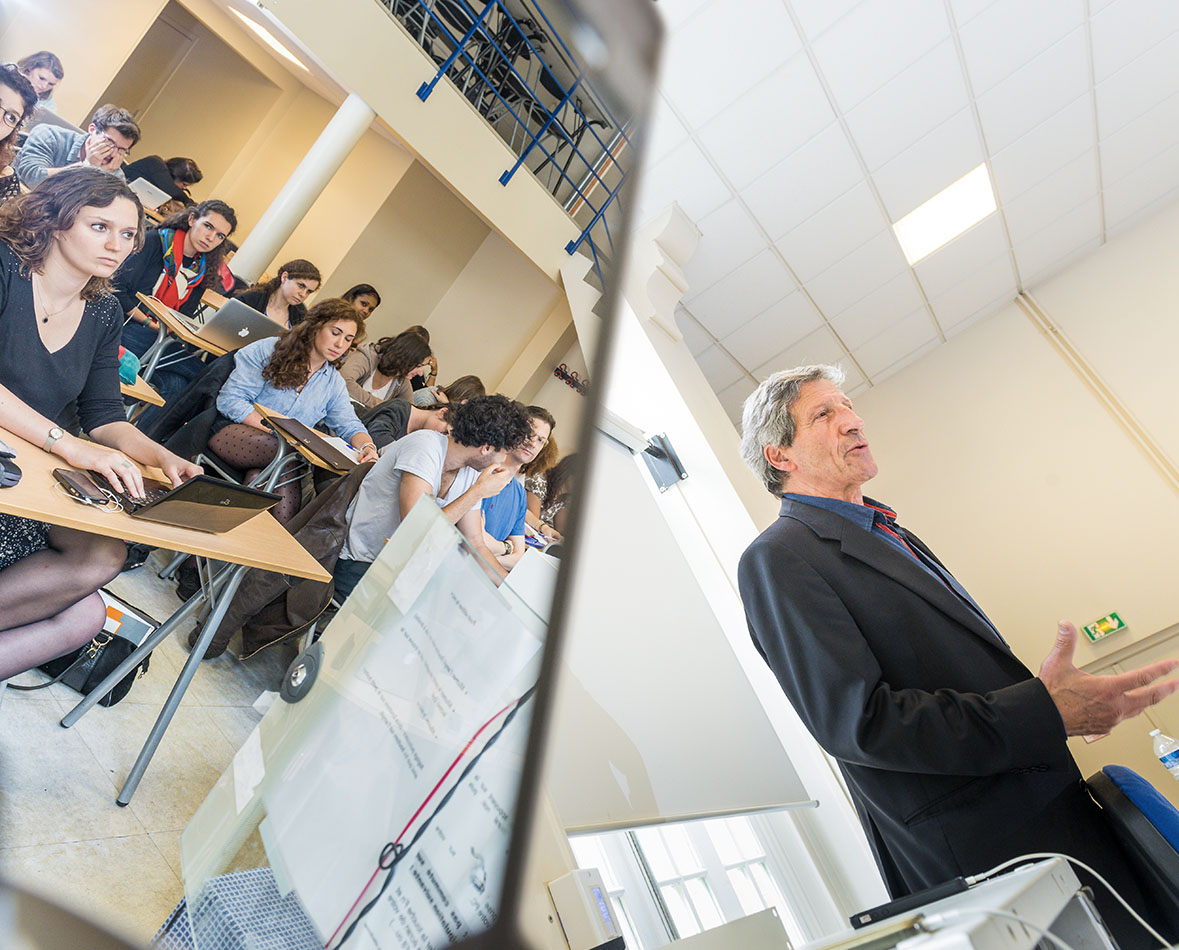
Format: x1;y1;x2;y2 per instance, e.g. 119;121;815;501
892;164;996;265
229;7;309;72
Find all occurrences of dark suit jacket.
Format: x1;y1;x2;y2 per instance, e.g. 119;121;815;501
738;496;1123;899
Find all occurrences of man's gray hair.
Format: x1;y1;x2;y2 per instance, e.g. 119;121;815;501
740;364;846;496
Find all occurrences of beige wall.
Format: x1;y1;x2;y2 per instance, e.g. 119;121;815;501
530;339;589;452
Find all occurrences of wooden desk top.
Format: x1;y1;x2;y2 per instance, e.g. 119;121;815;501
136;293;229;358
0;429;329;582
120;375;165;407
201;289;229;310
254;403;354;475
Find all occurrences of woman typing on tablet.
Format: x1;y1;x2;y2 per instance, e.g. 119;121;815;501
0;167;201;677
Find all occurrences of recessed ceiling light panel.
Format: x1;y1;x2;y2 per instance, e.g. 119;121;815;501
229;7;310;72
892;164;996;265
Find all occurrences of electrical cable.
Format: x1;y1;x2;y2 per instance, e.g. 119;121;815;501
920;907;1079;950
326;685;537;949
964;851;1171;949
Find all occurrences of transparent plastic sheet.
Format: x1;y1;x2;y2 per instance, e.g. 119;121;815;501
177;500;552;950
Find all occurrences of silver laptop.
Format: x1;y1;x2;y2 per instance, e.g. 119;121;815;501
185;297;285;351
127;176;171;210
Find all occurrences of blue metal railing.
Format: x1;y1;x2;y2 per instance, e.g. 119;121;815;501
375;0;630;285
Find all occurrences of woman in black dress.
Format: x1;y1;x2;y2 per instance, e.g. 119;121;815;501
0;167;201;678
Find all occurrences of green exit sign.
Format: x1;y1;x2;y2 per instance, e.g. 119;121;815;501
1083;612;1126;642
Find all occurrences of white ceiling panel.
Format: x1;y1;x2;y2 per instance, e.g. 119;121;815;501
638;140;732;224
645;95;691;165
696;344;747;391
687;248;798;337
957;0;1084;95
1099;91;1179;183
871;108;985;220
774;182;888;281
696;53;835;190
789;0;866;41
925;253;1016;330
811;0;950;112
1094;27;1179;136
851;308;940;378
682;200;770;298
717;376;758;423
740;123;864;239
844;40;970;171
1103;140;1179;230
1001;150;1099;246
1011;197;1102;281
718;292;825;368
675;307;716;357
1091;0;1179;82
806;229;910;316
913;213;1008;298
751;325;861;384
988;95;1092;203
830;271;927;349
948;0;1001;27
659;0;803;127
656;0;713;31
974;28;1089;153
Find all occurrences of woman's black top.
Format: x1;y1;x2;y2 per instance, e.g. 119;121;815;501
234;288;306;328
0;241;124;431
111;228;212;319
0;171;20;202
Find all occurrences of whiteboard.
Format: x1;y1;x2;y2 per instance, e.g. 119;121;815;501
545;434;811;831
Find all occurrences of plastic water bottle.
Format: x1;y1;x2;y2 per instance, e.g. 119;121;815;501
1150;729;1179;782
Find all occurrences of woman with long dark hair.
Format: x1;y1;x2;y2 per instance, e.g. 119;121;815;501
0;64;38;202
339;327;433;411
0;167;201;677
341;282;381;318
212;297;378;522
234;258;320;329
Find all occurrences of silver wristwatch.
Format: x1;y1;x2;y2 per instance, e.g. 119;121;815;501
43;425;64;453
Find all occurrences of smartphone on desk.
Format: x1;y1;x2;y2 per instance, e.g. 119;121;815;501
52;468;108;505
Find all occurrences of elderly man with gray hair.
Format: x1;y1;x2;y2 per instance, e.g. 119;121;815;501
737;363;1176;946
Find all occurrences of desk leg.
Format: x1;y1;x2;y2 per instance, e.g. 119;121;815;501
138;323;169;384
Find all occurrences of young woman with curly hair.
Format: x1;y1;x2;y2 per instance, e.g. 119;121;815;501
211;297;378;522
0;166;201;677
0;64;38;202
339;326;434;411
234;257;320;329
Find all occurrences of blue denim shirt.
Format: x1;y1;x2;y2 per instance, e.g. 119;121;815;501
217;337;366;441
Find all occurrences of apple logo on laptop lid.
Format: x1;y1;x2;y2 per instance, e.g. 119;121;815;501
238;328;250;337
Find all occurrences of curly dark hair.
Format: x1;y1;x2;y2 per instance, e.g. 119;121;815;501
0;166;145;300
449;395;531;452
157;198;237;289
519;405;557;477
0;65;37;168
246;258;320;301
374;329;431;379
441;374;485;404
262;298;365;389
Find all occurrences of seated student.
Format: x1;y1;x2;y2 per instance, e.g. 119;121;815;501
340;328;433;411
341;283;381;319
524;428;561;542
532;452;577;539
16;51;63;117
0;167;201;678
0;65;38;203
122;155;202;205
482;406;554;571
234;258;320;329
414;373;485;407
361;397;449;450
334;394;531;597
403;323;438;392
213;298;378;522
15;103;139;187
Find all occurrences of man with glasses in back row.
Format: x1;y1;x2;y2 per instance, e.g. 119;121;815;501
15;102;139;187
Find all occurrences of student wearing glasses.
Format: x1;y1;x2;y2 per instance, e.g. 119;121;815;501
234;258;320;329
0;64;38;202
14;103;140;187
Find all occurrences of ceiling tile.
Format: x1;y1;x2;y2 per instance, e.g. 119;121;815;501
687;248;798;338
1100;90;1179;183
660;0;802;126
1011;197;1102;282
716;376;758;424
1001;150;1099;246
696;53;835;190
718;292;825;369
1091;0;1179;82
1102;140;1179;231
789;0;866;41
681;200;768;297
957;0;1084;95
1020;236;1104;288
1095;28;1179;136
811;0;950;112
830;271;927;349
913;213;1008;298
851;308;940;378
751;324;863;387
844;39;970;171
774;182;888;281
740;123;864;238
645;95;690;165
871;108;985;220
925;253;1016;330
948;0;1001;27
805;229;909;315
988;95;1092;203
975;27;1089;153
675;306;716;356
696;343;747;391
657;0;713;31
637;139;731;224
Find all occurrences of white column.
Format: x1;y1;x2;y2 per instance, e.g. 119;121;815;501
231;92;377;282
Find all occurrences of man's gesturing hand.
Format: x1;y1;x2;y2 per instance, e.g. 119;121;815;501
1039;620;1179;735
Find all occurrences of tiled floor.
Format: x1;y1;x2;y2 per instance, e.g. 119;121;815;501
0;551;293;944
